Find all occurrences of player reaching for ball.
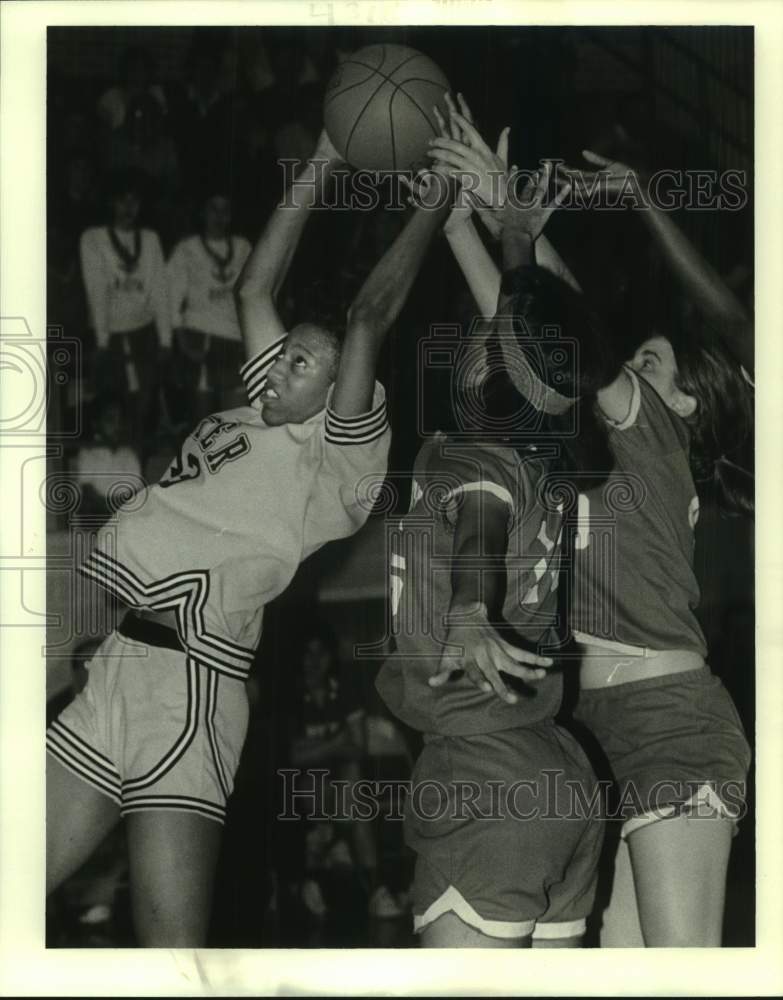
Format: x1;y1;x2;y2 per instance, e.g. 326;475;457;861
376;158;621;948
428;102;753;947
45;128;453;947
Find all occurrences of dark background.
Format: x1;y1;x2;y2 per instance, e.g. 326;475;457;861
46;25;754;948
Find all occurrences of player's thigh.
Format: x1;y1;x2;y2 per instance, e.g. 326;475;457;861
628;812;734;947
598;835;644;948
46;755;122;894
421;911;531;949
125;809;223;947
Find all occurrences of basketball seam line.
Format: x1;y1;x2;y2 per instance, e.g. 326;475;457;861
324;45;388;106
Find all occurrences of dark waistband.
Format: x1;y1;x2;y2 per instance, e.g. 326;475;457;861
118;611;184;653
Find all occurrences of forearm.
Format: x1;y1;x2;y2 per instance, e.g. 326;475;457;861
348;197;452;334
643;208;748;323
236;154;338;302
640;205;753;368
501;226;535;273
445;216;501;317
450;530;507;617
536;233;581;292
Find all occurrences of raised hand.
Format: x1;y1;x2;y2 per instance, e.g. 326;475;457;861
427;99;511;214
504;160;572;243
313;128;344;165
561;149;644;200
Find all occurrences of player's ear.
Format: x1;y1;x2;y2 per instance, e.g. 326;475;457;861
670;388;697;419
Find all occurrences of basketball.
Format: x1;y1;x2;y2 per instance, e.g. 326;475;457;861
324;44;450;172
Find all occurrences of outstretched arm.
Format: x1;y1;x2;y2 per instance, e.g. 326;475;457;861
430;95;580;316
332;175;453;417
428;491;552;703
565;150;752;372
234;130;343;360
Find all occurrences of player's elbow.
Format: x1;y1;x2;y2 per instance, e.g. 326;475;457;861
346;301;390;339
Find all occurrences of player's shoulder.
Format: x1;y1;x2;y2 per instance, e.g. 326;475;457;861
234;235;252;255
139;227;164;246
80;225;106;244
171;233;199;252
416;435;521;491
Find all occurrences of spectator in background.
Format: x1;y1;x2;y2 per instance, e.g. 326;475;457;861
167;190;252;425
97;45;167;133
80;169;171;454
72;394;143;523
285;624;405;924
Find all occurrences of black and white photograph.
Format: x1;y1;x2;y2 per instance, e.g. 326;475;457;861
1;2;781;995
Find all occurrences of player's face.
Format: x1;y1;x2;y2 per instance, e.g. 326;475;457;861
302;638;333;689
627;335;697;419
203;196;231;238
112;192;141;229
260;325;335;426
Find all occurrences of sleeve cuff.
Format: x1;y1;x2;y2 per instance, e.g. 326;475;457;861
325;390;388;445
239;336;287;403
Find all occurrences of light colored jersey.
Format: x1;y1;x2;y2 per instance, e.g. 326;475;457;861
80;226;171;347
167;234;252;341
74;444;142;499
376;438;565;736
571;366;707;656
80;337;390;678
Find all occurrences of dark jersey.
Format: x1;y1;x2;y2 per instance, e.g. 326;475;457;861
571;367;707;656
376;437;565;736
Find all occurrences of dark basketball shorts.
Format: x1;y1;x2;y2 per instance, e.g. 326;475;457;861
405;721;604;941
573;667;751;838
46;617;249;824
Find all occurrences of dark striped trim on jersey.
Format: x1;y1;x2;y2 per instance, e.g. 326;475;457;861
240;336;287;403
46;723;123;805
121;795;226;824
79;550;255;679
205;671;232;801
122;657;201;793
325;398;388;445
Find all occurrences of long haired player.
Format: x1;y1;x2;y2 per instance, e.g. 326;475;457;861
429;104;753;947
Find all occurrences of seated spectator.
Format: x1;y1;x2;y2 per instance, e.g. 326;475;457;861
79;169;171;454
71;394;143;522
166;190;252;425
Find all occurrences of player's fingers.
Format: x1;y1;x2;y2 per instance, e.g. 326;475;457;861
426;144;485;177
491;649;548;683
494;635;552;669
433;104;449;139
582;148;612;167
465;664;492;694
442;93;461;139
456;92;475;124
536;160;553;195
429;663;459;688
495;127;510;168
552;181;572;209
447;111;492;156
475;648;517;705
